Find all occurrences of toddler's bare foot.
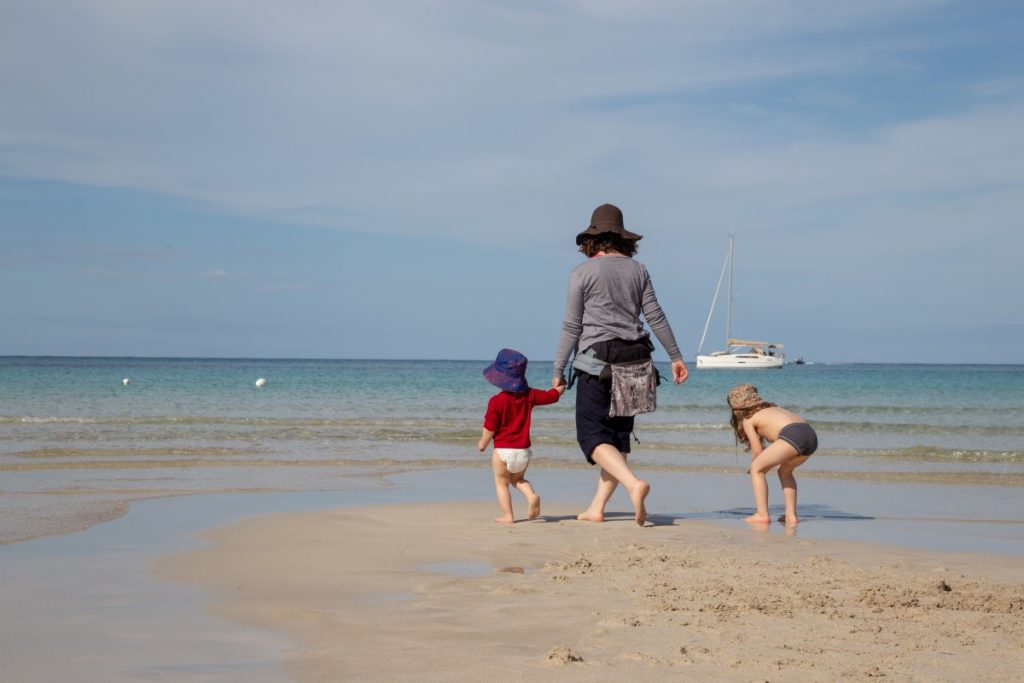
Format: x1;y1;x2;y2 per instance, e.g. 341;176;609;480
631;480;650;526
493;514;515;524
576;509;604;523
783;515;799;527
745;513;771;525
527;495;541;520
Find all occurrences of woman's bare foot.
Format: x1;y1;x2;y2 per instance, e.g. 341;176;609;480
576;509;604;522
494;514;515;524
527;495;541;520
745;513;771;525
630;480;650;526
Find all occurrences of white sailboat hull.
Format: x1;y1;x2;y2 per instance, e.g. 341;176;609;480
696;353;784;369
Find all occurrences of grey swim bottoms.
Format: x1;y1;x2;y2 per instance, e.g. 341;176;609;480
778;422;818;456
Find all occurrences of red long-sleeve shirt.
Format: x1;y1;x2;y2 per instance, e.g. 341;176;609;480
483;388;561;449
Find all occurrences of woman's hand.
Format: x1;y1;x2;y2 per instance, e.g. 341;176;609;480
671;360;688;384
552;375;566;390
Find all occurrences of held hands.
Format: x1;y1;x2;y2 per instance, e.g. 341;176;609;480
552;375;567;393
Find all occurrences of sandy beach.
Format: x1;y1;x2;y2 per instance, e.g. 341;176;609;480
160;499;1024;682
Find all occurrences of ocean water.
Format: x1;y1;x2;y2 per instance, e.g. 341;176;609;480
2;357;1023;542
0;358;1019;544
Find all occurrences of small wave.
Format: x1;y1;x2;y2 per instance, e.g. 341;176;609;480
10;447;255;459
0;415;488;429
805;420;1024;436
821;445;1023;463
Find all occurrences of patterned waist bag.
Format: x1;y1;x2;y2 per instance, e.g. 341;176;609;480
589;337;661;418
609;358;658;417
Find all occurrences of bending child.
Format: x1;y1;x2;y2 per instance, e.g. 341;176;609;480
727;383;818;527
479;349;564;523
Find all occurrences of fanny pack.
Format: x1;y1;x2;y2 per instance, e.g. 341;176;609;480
573;337;654;378
571;337;660;417
609;358;658;417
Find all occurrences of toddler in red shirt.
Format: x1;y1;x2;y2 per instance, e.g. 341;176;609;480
478;348;564;523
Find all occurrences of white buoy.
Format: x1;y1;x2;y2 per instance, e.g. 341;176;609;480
255;377;267;388
122;378;130;386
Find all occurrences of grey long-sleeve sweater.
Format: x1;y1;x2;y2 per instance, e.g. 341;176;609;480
553;255;683;378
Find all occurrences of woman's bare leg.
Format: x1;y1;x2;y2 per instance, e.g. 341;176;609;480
581;444;649;526
576;464;618;523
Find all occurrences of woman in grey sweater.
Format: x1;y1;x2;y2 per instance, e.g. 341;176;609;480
553;204;687;526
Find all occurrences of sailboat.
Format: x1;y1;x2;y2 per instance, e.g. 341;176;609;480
695;235;784;369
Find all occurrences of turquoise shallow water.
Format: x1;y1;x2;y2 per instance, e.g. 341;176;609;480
2;356;1022;464
1;356;1022;543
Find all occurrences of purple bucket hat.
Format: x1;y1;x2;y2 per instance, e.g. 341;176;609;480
483;348;529;393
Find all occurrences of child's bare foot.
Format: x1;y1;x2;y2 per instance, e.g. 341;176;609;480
745;513;771;525
576;508;604;522
783;514;799;527
527;495;541;520
493;514;515;524
631;480;650;526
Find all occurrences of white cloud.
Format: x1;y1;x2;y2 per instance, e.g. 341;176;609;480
0;3;970;216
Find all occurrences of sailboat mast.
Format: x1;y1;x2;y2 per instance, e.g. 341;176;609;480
726;234;734;345
697;243;730;356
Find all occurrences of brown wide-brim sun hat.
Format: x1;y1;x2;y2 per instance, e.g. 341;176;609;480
575;203;644;245
728;383;765;410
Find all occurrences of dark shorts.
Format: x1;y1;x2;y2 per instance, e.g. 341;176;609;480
576;372;633;464
778;422;818;457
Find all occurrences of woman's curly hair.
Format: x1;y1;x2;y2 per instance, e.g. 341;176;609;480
578;233;639;258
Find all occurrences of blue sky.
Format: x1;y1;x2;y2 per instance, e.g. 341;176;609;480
1;1;1021;362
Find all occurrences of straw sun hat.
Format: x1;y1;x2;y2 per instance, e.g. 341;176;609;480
727;383;766;410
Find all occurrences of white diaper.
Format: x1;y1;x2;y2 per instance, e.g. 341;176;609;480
494;448;532;474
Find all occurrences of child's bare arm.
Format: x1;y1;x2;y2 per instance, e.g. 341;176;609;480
478;428;495;452
744;419;764;459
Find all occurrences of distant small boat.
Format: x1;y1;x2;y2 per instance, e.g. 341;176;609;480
695;235;784;369
794;357;805;365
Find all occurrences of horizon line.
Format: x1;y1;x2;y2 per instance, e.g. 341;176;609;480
1;355;1021;367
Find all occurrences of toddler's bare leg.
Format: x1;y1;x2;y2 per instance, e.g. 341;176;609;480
491;451;515;523
777;456;808;526
512;474;541;519
746;442;799;525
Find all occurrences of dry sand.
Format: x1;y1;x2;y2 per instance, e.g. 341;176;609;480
160;501;1024;682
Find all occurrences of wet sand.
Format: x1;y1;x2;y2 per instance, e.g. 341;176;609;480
161;500;1024;682
3;469;1023;681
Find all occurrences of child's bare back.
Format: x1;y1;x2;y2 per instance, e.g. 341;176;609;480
743;406;807;443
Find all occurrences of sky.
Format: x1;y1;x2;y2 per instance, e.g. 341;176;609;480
1;1;1022;363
